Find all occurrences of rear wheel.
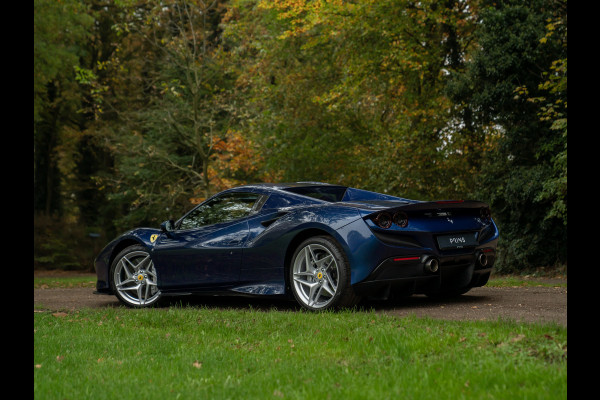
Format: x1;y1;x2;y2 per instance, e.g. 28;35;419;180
290;236;358;311
110;245;162;308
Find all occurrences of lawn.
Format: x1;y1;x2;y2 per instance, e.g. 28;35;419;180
34;303;566;399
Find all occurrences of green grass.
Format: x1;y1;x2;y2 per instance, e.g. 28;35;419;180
487;276;567;288
34;275;96;289
34;306;567;399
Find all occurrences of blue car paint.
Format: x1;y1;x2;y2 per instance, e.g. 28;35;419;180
94;227;161;292
94;183;499;299
151;219;249;291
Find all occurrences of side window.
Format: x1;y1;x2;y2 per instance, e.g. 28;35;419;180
178;192;260;230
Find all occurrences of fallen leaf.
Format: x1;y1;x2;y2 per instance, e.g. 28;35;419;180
52;312;68;318
56;355;64;362
511;334;525;343
35;364;42;369
193;360;203;369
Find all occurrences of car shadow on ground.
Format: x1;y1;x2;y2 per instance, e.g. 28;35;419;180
154;292;492;313
159;295;303;312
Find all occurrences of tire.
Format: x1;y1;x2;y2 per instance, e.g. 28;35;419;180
289;236;359;311
110;244;162;308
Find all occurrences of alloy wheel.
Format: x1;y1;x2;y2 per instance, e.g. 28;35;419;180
113;250;161;307
292;243;340;309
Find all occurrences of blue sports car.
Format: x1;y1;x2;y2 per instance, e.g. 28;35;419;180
94;182;499;310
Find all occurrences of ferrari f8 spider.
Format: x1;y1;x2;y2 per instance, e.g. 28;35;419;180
94;182;498;310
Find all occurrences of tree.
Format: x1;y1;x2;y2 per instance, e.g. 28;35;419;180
91;0;267;230
34;0;94;216
448;0;567;271
224;0;489;200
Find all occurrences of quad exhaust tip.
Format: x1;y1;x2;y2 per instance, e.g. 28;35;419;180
478;253;488;267
424;257;439;273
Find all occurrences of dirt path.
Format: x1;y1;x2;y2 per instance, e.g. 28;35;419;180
34;278;566;326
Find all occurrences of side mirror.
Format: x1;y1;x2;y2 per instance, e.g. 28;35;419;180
160;219;175;233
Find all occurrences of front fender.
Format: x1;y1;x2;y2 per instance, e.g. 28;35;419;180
94;227;161;293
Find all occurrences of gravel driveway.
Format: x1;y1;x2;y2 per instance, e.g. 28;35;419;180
34;278;566;326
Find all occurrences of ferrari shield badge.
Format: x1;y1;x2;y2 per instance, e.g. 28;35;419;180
150;234;158;243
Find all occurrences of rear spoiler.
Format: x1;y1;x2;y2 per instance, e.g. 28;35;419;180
395;200;489;211
362;200;492;229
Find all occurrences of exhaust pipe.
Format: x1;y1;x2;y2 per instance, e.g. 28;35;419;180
424;257;439;273
478;253;488;267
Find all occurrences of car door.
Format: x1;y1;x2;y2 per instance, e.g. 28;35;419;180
152;192;261;291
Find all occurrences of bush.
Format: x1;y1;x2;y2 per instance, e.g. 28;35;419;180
34;214;105;271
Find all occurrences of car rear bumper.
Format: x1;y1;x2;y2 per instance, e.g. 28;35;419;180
352;249;494;297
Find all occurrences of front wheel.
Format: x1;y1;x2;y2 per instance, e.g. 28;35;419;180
290;236;359;311
110;245;162;308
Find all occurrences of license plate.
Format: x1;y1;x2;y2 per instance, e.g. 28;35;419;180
437;232;478;250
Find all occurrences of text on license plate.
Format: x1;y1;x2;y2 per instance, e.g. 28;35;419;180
436;233;478;249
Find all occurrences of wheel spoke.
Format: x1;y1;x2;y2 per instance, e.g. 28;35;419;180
304;247;316;273
308;283;323;307
324;271;337;293
116;277;136;288
294;274;315;287
119;283;141;293
146;268;157;279
135;255;151;271
144;283;150;303
322;278;336;296
315;254;333;269
293;271;313;281
137;285;144;305
120;258;135;278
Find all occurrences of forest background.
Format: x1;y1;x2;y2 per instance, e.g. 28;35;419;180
33;0;567;274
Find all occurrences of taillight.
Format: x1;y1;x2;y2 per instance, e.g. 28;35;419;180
393;211;408;227
373;211;409;228
374;212;392;229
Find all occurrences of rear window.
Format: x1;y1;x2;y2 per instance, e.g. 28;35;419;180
283;186;347;202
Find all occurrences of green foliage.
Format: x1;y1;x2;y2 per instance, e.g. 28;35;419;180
447;0;567;272
34;214;105;271
34;0;95;218
33;0;94;123
33;0;567;273
225;0;488;200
